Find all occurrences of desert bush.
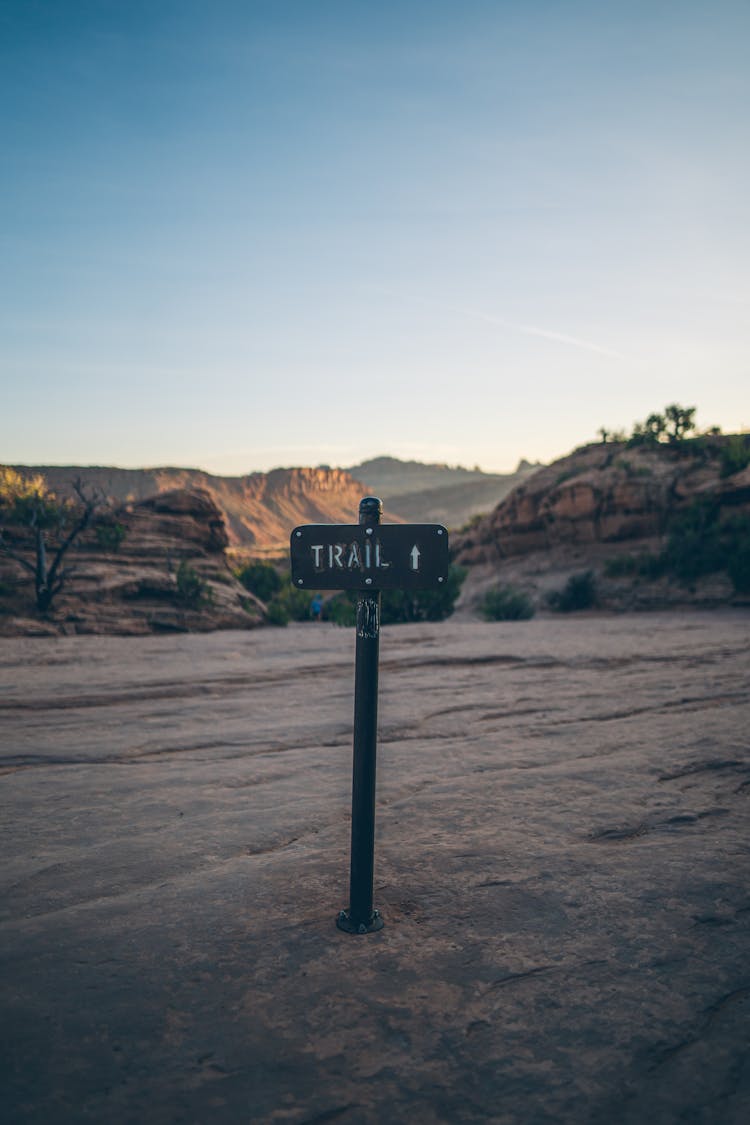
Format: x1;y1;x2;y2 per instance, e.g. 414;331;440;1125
628;412;667;447
302;564;467;627
720;434;750;478
664;404;697;443
480;585;535;620
657;501;750;590
547;571;597;612
95;521;127;552
273;582;314;621
380;564;467;624
175;561;213;609
0;467;61;527
265;598;291;626
626;404;696;448
324;592;357;627
603;504;750;593
728;532;750;594
659;500;723;584
235;561;282;602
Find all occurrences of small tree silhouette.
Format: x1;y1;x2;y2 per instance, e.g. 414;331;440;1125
0;470;101;612
664;403;697;443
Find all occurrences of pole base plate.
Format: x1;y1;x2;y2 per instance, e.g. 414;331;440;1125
336;909;384;934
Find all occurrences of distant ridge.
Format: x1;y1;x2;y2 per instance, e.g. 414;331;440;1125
347;455;541;527
10;464;373;556
8;454;541;555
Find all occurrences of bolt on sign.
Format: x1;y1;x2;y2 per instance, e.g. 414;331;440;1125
289;498;450;935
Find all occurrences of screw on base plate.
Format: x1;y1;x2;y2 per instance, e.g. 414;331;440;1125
336;908;384;934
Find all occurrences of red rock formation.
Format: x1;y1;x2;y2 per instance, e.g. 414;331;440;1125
0;489;264;636
17;465;377;553
453;440;750;566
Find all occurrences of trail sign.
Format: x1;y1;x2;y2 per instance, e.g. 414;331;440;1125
290;522;449;591
289;497;451;936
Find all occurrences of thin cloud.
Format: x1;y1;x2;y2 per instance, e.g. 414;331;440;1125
465;308;629;362
371;287;630;363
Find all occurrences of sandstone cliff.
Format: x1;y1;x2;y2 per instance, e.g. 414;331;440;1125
0;489;264;637
453;438;750;611
15;456;540;549
19;466;378;556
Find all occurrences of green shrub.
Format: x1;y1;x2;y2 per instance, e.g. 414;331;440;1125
660;499;724;583
270;582;314;621
324;592;357;626
720;434;750;478
380;564;467;624
297;564;467;627
175;560;213;609
628;412;667;447
728;535;750;594
656;501;750;590
547;571;597;612
626;404;697;448
480;585;535;620
235;561;283;602
95;521;126;552
266;598;290;626
602;503;750;593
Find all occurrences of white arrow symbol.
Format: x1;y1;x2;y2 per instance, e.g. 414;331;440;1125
410;545;421;570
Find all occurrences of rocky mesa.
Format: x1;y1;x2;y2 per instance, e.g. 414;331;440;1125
0;487;265;637
453;435;750;611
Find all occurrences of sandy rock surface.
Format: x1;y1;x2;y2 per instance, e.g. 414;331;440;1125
1;613;749;1123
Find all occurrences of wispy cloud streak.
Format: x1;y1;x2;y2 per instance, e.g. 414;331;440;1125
372;287;629;363
464;308;629;362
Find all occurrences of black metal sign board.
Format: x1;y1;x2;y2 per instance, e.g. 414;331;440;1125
290;522;449;591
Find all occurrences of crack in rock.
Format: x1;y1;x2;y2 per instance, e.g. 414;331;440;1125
650;986;750;1069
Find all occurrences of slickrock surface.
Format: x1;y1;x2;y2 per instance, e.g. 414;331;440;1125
1;613;749;1123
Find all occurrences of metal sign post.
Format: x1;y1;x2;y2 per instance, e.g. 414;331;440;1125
290;497;449;935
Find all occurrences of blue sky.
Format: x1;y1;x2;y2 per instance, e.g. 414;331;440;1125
2;0;748;473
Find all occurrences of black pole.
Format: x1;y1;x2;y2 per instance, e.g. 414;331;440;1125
337;496;385;935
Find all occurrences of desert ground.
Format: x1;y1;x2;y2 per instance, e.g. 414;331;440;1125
1;611;749;1123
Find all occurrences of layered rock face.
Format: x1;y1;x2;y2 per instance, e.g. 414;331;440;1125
454;441;750;565
214;467;374;550
0;489;264;636
21;466;376;554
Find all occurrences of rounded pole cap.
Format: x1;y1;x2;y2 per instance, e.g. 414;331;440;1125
358;496;383;524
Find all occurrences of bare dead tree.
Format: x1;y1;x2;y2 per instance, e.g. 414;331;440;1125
0;475;102;613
